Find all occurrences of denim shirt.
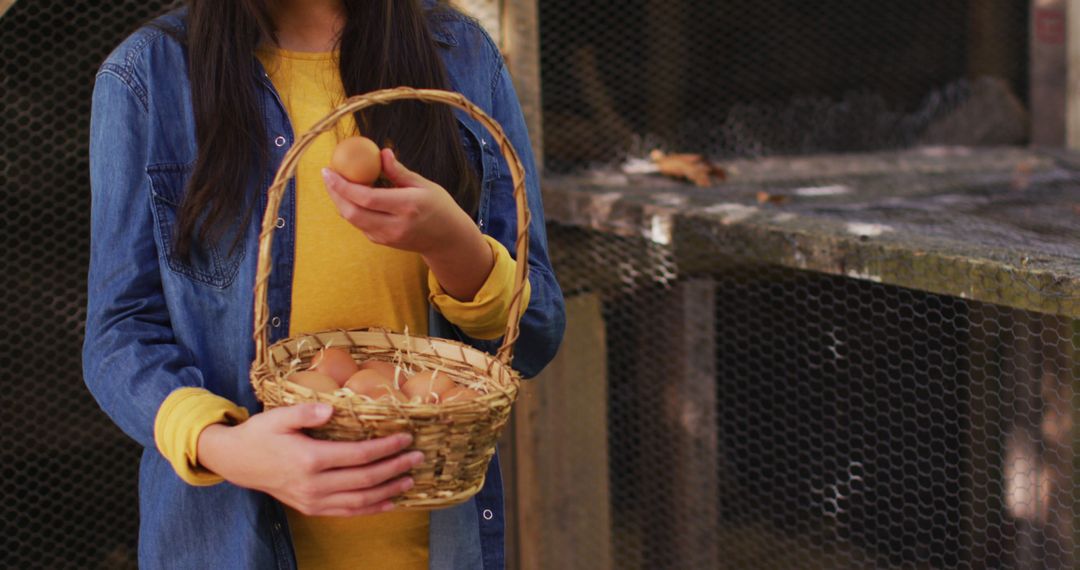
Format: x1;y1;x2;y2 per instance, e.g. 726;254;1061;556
82;5;566;569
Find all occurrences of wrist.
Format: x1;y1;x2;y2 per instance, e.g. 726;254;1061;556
422;217;486;265
423;221;495;302
196;423;234;476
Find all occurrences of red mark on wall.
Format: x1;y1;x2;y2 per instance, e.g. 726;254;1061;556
1034;9;1066;45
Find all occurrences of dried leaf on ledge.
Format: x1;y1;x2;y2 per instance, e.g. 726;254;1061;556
1010;158;1039;191
649;149;725;187
756;191;791;205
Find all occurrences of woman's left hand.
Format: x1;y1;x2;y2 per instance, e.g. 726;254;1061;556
321;149;494;301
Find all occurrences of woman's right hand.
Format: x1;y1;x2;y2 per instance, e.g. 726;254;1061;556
197;403;423;517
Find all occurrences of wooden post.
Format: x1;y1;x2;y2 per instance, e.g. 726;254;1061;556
514;294;613;570
457;0;544;170
1031;0;1069;146
655;279;719;569
498;410;520;570
500;0;544;172
623;279;719;569
1068;0;1080;149
458;0;501;39
1070;319;1080;570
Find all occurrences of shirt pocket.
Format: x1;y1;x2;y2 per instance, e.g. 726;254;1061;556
146;162;245;289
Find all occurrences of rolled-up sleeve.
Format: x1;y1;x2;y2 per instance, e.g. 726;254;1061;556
429;235;532;340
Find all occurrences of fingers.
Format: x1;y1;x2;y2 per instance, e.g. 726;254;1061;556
380;149;431;189
306;432;415;471
329;194;394;237
263;403;334;432
316;475;415;516
313;450;425;495
322;168;403;214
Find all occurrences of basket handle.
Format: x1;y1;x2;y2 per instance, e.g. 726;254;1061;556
252;88;531;370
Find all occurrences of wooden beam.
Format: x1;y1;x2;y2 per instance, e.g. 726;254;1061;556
515;294;612;570
500;0;544;172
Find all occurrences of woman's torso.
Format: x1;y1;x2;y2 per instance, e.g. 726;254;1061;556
102;6;510;568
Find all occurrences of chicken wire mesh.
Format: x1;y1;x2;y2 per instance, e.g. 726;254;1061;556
536;2;1078;565
3;1;1075;570
539;0;1030;171
545;198;1079;569
0;0;176;567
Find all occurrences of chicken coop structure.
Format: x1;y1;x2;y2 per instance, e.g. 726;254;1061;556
515;1;1080;569
2;1;1080;569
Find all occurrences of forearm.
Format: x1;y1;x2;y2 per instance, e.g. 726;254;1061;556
421;219;494;301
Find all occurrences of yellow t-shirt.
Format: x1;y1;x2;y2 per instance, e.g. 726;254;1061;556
262;46;430;570
152;46;530;569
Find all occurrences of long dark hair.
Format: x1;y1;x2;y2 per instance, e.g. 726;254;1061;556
173;0;478;261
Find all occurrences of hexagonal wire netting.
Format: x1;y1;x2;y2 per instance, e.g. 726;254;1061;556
3;0;1076;569
539;0;1030;170
1;1;176;567
547;218;1079;569
538;0;1078;569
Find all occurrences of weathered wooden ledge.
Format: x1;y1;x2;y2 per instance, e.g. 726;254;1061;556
542;146;1080;319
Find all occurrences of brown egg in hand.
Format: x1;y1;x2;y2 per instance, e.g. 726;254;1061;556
288;371;340;394
310;347;359;386
330;136;382;185
401;370;457;404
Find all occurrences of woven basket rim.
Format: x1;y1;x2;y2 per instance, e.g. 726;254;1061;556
257;327;521;414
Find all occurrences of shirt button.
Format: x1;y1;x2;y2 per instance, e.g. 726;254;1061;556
271;316;281;328
275;217;286;229
274;136;287;147
482;509;494;521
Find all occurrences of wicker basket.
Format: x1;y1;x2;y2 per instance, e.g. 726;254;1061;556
249;88;530;510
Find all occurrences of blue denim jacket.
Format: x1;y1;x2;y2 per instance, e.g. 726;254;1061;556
82;5;565;569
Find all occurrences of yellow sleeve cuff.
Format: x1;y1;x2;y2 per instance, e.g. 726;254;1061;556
154;387;250;487
428;234;532;341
